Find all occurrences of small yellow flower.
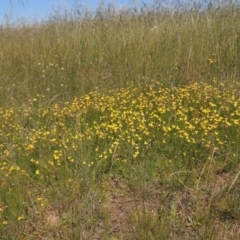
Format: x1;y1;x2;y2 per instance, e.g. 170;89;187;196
35;170;40;175
18;215;24;221
133;151;139;158
4;150;9;157
3;221;7;225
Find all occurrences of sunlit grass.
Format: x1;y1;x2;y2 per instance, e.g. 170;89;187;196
1;80;240;238
0;1;240;239
0;2;240;108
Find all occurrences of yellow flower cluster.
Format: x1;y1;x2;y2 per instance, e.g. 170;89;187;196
0;80;239;223
0;81;239;182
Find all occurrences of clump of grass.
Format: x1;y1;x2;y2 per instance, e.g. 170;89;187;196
0;1;240;239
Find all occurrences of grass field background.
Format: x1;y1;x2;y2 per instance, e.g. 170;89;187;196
0;1;240;239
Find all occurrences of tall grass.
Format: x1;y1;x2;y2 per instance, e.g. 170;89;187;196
0;1;240;239
1;1;239;108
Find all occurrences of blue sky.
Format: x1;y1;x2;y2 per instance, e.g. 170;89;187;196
0;0;233;24
0;0;153;24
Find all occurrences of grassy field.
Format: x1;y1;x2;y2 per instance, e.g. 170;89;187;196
0;1;240;239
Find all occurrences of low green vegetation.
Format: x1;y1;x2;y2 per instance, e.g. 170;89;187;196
0;1;240;239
